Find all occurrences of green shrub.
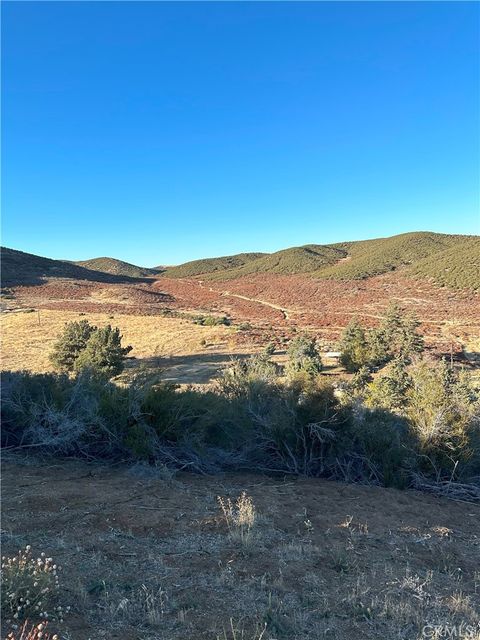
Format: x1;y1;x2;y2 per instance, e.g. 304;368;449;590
49;319;97;371
74;325;132;378
340;306;424;372
404;359;479;476
339;320;370;372
285;336;322;380
2;356;479;489
216;355;279;398
194;315;230;326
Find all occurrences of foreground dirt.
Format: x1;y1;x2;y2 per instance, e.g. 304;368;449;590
2;457;479;639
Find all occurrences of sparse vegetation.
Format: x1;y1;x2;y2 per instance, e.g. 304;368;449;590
1;547;66;623
217;492;257;546
6;621;59;640
194;314;231;326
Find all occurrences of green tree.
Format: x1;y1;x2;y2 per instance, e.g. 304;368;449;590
365;357;410;411
405;359;478;475
378;304;424;363
49;320;97;371
398;314;424;361
339;320;369;372
74;325;132;378
366;328;390;367
286;336;323;379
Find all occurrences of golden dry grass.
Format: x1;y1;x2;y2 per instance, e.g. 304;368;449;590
1;309;237;374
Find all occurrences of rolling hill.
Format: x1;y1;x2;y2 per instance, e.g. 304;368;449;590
3;232;479;291
317;231;469;280
163;232;479;290
205;245;346;280
0;247;151;286
74;257;158;278
164;252;266;278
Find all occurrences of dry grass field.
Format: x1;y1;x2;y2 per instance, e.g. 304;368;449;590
1;309;246;380
2;456;479;640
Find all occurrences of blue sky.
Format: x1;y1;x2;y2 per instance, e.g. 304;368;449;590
2;1;479;266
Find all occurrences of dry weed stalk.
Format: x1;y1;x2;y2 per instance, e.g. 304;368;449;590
6;621;58;640
218;618;268;640
217;492;256;545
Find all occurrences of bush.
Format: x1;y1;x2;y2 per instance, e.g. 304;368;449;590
2;357;479;491
216;355;279;398
74;325;132;378
405;359;479;476
340;306;424;372
339;320;369;372
1;546;66;623
194;315;230;326
49;320;96;371
285;336;322;380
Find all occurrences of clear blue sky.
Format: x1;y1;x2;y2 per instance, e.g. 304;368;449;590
2;1;479;266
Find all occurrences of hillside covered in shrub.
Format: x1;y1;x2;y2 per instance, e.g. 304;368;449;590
163;252;266;278
164;232;480;290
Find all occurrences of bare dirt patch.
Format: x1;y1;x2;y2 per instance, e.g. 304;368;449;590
2;456;479;639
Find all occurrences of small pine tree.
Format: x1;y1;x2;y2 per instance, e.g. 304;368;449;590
378;304;424;363
339;319;369;372
286;336;322;379
74;325;132;378
398;314;424;361
49;320;97;371
365;357;410;411
367;328;390;367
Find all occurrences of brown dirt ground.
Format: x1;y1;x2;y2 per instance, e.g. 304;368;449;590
2;456;479;640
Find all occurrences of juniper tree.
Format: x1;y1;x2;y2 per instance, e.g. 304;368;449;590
49;320;97;371
74;325;132;379
286;336;323;379
339;320;369;372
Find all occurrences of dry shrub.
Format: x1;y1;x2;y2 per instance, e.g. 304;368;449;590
217;492;256;545
6;621;58;640
1;546;67;623
217;618;268;640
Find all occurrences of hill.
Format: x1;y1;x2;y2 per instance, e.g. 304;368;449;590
408;236;480;290
74;257;158;278
317;231;469;280
164;252;266;278
206;244;346;280
164;232;479;290
4;232;479;291
0;247;149;286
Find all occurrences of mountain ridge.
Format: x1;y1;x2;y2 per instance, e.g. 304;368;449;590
2;231;479;290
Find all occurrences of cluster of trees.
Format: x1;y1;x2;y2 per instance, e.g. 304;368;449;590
339;303;424;372
49;320;132;378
